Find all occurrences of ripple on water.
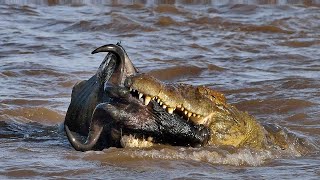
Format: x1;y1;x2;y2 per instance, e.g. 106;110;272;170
228;4;258;14
239;25;294;34
153;4;186;14
278;77;320;90
147;65;205;81
278;40;320;48
0;107;64;124
188;13;294;34
77;144;310;167
63;12;157;33
155;16;179;27
1;4;39;16
4;169;38;178
234;98;316;114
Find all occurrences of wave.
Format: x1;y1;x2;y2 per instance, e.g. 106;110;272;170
147;65;205;81
0;107;64;124
234;98;315;114
153;4;186;14
63;12;157;33
81;136;317;166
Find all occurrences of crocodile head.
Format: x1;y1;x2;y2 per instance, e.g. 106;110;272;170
124;73;270;149
124;73;227;126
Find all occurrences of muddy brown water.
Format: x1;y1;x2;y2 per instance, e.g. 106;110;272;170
1;1;320;179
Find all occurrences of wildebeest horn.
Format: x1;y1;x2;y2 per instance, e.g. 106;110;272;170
91;43;138;86
65;103;116;151
91;43;124;55
65;124;103;152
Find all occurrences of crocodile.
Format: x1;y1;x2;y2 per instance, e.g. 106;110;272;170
64;43;292;151
124;74;290;150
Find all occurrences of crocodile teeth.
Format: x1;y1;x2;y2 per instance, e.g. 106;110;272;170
139;93;143;99
197;114;201;118
184;110;188;115
192;113;196;117
147;137;153;142
167;107;174;114
181;107;184;111
187;112;192;118
160;101;163;105
129;88;133;91
144;96;151;105
162;105;167;109
157;99;160;103
217;105;225;111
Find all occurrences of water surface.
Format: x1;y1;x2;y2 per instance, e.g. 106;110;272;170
1;0;320;179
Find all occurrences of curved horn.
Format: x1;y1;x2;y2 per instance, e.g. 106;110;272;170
65;103;117;151
65;124;103;152
91;44;125;58
92;43;138;86
65;104;107;151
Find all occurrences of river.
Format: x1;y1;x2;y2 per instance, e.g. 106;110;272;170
0;0;320;179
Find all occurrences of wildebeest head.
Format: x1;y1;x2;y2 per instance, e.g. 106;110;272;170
64;44;210;151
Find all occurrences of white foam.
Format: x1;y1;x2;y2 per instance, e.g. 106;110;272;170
123;145;306;166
